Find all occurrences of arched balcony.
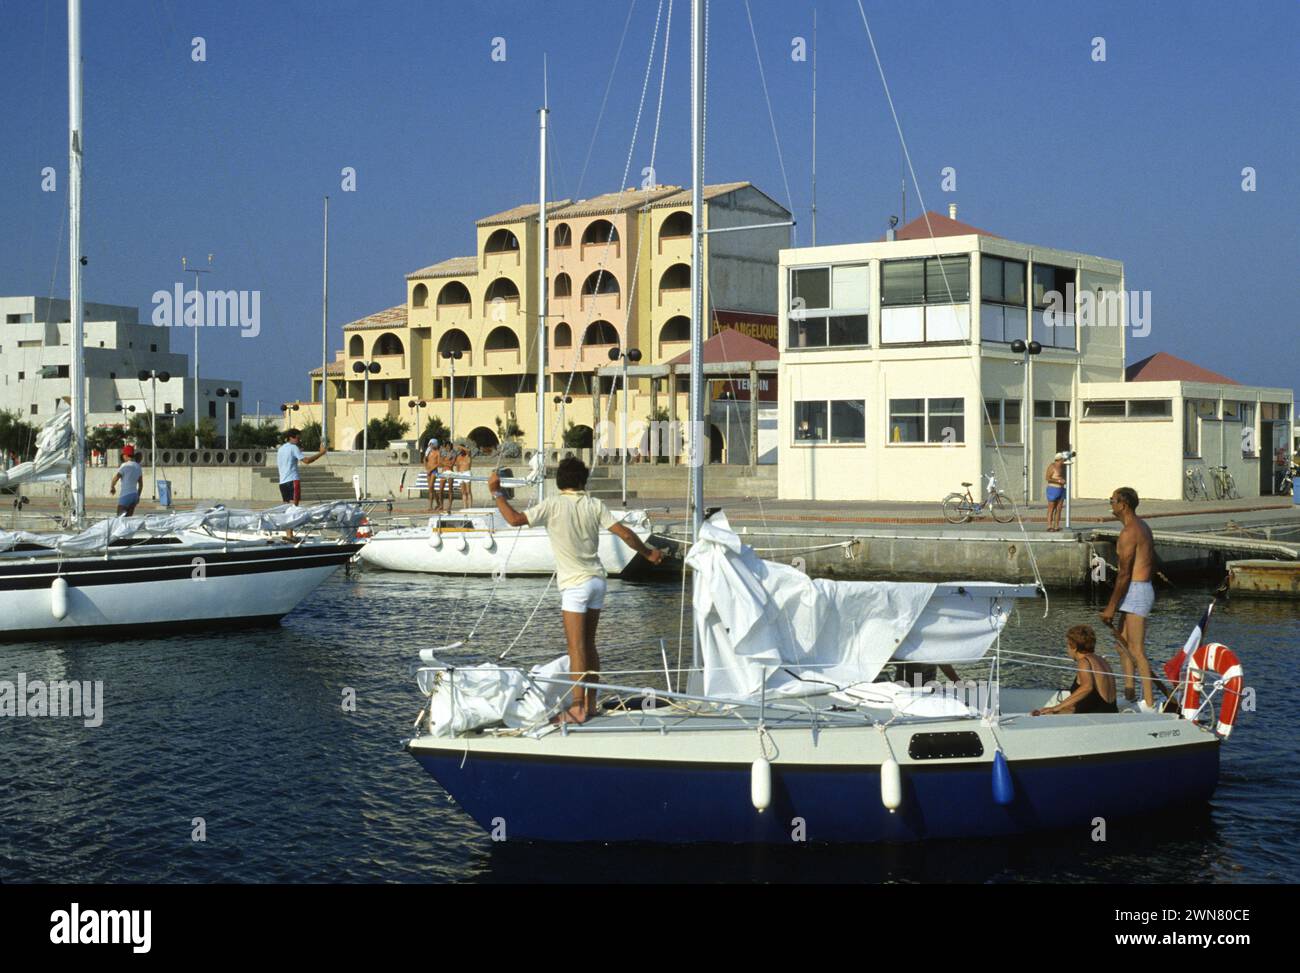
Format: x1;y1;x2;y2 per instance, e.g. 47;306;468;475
581;269;621;311
484;325;522;369
483;227;521;269
581;219;620;259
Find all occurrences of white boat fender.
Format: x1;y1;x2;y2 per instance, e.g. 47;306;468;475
750;758;772;812
481;532;496;552
50;576;69;621
454;534;468;552
992;749;1014;806
880;757;902;812
427;521;443;549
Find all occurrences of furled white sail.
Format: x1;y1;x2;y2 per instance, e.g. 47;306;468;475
0;501;364;554
0;410;73;489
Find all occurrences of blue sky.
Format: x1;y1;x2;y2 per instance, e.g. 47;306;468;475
1;0;1296;410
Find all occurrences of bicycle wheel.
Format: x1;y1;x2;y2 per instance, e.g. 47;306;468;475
990;492;1015;523
1225;473;1238;500
1195;473;1209;501
1213;472;1226;500
942;493;972;524
1184;474;1198;501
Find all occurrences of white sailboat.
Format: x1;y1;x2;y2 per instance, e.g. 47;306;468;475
359;87;654;578
0;0;363;643
402;0;1243;843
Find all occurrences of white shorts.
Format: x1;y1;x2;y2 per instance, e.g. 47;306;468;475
1120;580;1155;618
561;577;607;613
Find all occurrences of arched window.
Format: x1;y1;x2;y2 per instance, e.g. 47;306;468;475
484;228;520;254
437;280;471;306
412;283;429;307
554;223;572;248
348;334;364;356
660;211;691;239
581;219;619;246
484;326;521;350
581;270;620;297
372;332;405;357
484;277;520;303
584;321;619;345
438;329;471;355
659;263;691;291
554;273;572;298
554;323;572;347
659;316;690;343
467;426;499;451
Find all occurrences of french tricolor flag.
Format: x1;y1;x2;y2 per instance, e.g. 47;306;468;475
1164;601;1215;682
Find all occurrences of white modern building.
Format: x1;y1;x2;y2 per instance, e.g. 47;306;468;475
1;296;242;433
777;209;1293;502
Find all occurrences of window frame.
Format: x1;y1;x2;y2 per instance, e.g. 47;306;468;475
786;263;872;350
886;396;966;446
792;398;866;446
880;255;972;346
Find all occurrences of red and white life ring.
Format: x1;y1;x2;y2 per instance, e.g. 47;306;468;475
1180;642;1244;739
356;516;372;539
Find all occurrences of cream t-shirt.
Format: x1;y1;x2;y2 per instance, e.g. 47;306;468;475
524;490;618;590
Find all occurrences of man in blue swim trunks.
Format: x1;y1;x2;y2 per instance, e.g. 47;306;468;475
1100;486;1157;710
1044;453;1067;531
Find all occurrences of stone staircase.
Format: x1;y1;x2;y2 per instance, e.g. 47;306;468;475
585;463;778;501
585;465;638;501
252;465;358;503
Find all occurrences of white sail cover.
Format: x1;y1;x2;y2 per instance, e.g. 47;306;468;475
418;654;572;737
0;410;73;488
685;516;1030;700
0;501;365;554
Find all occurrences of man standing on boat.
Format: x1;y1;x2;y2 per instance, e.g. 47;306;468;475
454;442;473;510
487;457;663;724
277;429;327;505
1100;486;1158;710
422;437;439;512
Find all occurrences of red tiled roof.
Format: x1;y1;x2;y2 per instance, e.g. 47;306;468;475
885;210;999;241
667;327;779;366
1126;352;1238;385
341;305;407;331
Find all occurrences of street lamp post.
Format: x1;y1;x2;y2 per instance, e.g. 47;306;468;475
607;346;642;507
440;349;463;444
1010;338;1043;505
137;368;170;500
553;394;572;454
352;359;381;497
408;398;427;446
181;253;213;449
216;387;240;449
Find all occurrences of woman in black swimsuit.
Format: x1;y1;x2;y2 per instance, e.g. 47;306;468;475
1032;624;1118;716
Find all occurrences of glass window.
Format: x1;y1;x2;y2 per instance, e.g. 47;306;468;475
929;397;965;444
981;255;1027;305
1128;399;1171;418
1083;400;1125;418
791;268;830;311
828;314;869;346
832;265;870;310
881;260;925;306
888;399;924;443
983;399;1002;445
830;400;866;443
1034;399;1054;419
788;316;828;349
1033;264;1074;309
794;401;828;442
1055;400;1070;418
925;256;969;303
1262;402;1290;421
1003;399;1022;444
1222;401;1242;421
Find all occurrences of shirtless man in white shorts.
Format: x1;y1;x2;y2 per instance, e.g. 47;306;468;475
1100;486;1157;710
488;458;663;724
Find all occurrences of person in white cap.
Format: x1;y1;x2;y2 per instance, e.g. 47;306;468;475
1044;452;1067;531
422;437;440;512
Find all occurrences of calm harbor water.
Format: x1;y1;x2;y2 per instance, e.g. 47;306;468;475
2;566;1297;884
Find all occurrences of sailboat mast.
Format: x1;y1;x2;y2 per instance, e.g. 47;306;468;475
689;0;705;542
67;0;85;527
536;65;549;502
811;8;817;246
321;195;329;450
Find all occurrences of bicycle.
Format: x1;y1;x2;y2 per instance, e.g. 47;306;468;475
1208;465;1239;500
942;472;1015;524
1277;462;1297;496
1184;466;1210;501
